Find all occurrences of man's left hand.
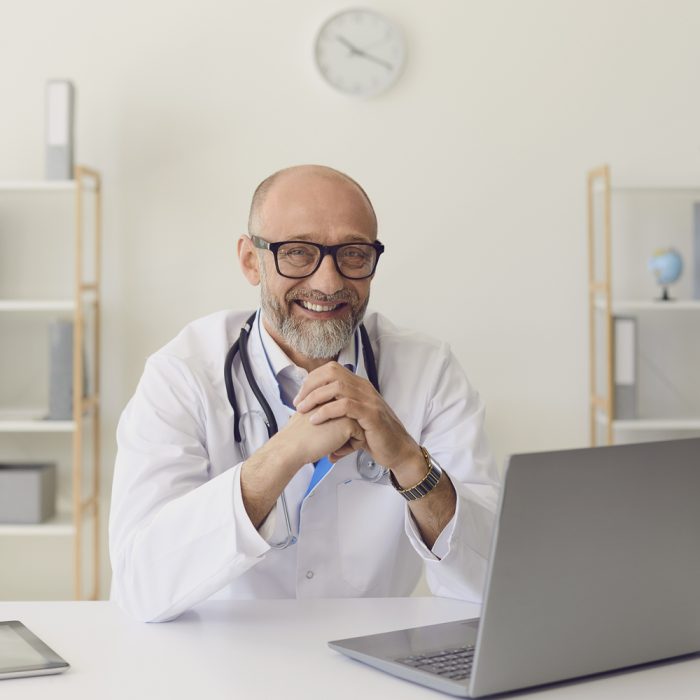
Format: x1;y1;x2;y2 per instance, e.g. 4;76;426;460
293;361;420;469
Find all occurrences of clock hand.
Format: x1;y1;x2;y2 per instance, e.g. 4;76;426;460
356;51;393;71
336;34;363;55
335;34;394;70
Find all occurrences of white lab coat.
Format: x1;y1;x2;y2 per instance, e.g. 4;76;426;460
109;309;500;622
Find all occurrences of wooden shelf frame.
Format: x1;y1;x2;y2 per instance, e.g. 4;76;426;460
588;165;614;446
72;165;102;601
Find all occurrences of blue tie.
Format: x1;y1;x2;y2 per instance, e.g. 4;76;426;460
304;456;333;498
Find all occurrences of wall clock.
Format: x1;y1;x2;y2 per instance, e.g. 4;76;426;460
314;8;407;98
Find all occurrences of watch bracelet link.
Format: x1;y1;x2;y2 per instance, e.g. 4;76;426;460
389;446;442;501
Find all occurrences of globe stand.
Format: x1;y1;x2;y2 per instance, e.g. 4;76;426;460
658;286;674;301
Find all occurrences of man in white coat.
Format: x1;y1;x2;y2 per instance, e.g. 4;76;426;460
109;164;500;622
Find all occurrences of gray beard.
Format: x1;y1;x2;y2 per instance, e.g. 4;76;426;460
259;264;368;360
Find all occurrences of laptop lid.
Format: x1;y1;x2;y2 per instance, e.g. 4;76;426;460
469;437;700;697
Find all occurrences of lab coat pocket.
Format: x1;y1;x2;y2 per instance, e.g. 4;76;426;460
336;479;403;594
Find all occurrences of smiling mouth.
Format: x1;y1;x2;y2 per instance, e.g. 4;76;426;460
294;300;347;314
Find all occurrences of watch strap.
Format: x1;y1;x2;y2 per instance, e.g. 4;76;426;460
390;446;442;501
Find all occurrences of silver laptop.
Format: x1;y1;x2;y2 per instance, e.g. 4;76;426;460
329;437;700;697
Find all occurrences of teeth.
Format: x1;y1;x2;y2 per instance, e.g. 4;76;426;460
300;300;340;313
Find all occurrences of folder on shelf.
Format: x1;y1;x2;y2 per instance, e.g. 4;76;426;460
45;80;75;180
694;202;700;300
614;316;637;420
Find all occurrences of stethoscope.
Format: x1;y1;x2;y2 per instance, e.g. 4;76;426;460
224;312;388;548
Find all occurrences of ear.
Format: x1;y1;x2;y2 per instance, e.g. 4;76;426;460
238;235;261;286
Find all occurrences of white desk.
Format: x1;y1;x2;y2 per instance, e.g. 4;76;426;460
1;597;700;699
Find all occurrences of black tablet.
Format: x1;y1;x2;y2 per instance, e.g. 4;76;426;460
0;621;70;680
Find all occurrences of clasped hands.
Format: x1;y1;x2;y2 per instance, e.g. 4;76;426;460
283;362;420;474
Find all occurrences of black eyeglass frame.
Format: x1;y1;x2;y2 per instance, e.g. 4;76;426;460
250;235;385;280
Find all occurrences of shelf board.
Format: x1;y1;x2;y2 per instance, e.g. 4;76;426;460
0;420;75;433
594;298;700;313
596;413;700;431
592;182;700;195
0;179;96;193
0;510;75;537
0;299;75;312
0;409;75;433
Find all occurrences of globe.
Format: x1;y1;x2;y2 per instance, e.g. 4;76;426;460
648;248;683;301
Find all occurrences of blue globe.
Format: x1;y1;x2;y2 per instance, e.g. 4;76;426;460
648;248;683;300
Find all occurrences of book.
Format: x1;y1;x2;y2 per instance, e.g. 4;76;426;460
614;316;637;420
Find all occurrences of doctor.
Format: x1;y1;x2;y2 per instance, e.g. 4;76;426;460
109;164;500;623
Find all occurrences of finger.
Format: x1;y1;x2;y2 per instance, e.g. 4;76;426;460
309;398;355;425
294;362;351;406
296;380;356;413
330;440;365;463
330;445;354;461
349;434;365;453
309;395;383;429
330;432;364;462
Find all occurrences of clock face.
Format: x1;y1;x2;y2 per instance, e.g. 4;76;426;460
314;9;406;97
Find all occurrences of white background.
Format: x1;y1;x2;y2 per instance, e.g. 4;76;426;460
1;0;700;598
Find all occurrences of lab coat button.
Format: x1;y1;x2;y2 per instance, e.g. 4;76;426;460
306;570;314;579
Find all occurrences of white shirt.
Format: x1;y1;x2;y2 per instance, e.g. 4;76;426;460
109;309;501;622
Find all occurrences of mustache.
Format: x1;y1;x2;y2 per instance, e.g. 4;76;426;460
286;289;358;304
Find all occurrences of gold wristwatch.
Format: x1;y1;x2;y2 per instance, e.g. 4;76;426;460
389;446;442;501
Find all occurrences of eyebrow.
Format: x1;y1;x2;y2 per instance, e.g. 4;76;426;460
290;233;374;243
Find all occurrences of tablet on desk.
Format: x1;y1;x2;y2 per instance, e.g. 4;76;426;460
0;621;70;679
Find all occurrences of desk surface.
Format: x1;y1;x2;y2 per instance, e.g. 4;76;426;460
1;597;700;699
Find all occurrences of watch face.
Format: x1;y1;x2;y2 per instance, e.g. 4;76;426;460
314;9;406;97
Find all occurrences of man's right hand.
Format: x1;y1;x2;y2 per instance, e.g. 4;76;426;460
240;411;364;530
270;410;365;472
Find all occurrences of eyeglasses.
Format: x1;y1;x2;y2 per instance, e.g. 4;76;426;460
250;235;385;280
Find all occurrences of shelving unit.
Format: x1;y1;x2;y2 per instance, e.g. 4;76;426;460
587;165;700;446
0;166;101;599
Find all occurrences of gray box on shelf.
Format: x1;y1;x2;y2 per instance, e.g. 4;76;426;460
613;316;638;420
694;203;700;300
45;79;75;180
0;463;56;524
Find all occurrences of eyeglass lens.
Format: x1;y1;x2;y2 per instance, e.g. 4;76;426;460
276;242;377;278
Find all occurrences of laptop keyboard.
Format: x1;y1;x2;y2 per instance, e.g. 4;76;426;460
395;644;475;681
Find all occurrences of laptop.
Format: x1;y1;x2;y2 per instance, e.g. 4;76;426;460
329;437;700;697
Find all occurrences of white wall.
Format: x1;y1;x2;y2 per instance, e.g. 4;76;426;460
2;0;700;598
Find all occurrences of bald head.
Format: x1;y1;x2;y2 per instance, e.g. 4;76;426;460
247;165;378;239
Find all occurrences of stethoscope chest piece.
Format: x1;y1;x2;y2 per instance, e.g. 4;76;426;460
356;450;389;483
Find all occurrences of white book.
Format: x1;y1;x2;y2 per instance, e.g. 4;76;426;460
45;80;75;180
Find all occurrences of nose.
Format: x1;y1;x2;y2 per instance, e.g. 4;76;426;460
308;252;345;295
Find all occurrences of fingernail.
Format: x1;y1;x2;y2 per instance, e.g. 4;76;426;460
293;393;300;406
309;412;320;424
